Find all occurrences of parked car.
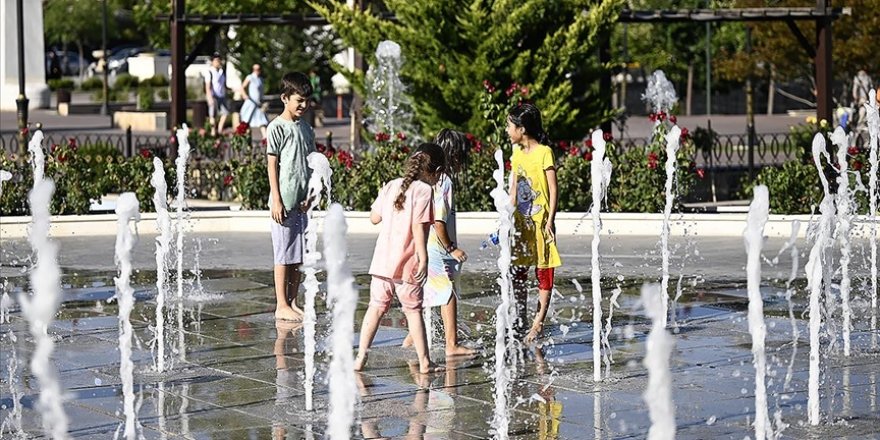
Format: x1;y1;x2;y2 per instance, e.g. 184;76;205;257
88;46;146;77
46;50;90;77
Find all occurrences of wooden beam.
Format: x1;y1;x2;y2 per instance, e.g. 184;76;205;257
784;20;816;59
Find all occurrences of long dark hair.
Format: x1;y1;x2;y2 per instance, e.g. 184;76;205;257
508;103;550;145
394;143;446;210
433;128;470;177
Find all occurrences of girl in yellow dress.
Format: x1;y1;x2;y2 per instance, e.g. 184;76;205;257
506;103;562;344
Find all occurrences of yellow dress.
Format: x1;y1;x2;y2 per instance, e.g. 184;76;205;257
511;144;562;269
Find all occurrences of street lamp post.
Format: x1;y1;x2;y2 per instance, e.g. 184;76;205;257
15;0;29;153
100;0;109;116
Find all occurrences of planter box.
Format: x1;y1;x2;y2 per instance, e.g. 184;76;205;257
113;110;168;131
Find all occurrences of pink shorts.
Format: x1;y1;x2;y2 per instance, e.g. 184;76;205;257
370;276;423;313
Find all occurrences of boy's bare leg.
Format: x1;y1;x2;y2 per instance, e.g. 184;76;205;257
286;265;305;315
525;288;551;344
354;305;384;371
274;264;302;321
403;310;444;373
441;296;475;356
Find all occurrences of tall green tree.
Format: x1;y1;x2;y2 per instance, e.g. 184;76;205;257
44;0;118;77
313;0;624;141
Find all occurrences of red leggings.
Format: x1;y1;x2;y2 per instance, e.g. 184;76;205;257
512;266;555;291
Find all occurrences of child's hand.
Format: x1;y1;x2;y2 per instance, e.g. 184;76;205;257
414;261;428;284
450;248;468;264
271;198;285;224
299;196;315;213
543;222;556;244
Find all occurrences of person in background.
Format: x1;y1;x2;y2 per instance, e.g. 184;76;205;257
239;63;269;139
852;70;874;132
205;53;229;136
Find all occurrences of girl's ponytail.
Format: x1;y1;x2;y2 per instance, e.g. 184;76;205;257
393;143;447;211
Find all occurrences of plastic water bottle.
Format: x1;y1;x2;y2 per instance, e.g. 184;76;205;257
480;231;500;250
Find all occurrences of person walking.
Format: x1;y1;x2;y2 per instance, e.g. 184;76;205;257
205;53;230;136
239;63;269;138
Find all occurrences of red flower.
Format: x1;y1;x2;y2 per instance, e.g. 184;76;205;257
585;139;593;148
680;127;689;139
583;152;593;162
696;168;706;179
261;138;267;146
396;132;407;141
848;146;859;156
603;132;613;142
374;132;390;142
316;143;326;153
337;150;354;169
504;160;511;171
140;149;151;159
657;112;667;121
235;122;249;136
669;115;677;124
67;138;78;150
401;145;410;154
559;140;570;149
473;140;482;153
223;175;234;186
647;160;658;170
647;152;659;169
520;86;529;97
465;133;475;142
169;135;177;145
20;127;29;136
483;80;496;93
505;82;519;97
323;146;337;159
51;144;59;153
568;146;580;157
649;113;658;123
852;160;864;171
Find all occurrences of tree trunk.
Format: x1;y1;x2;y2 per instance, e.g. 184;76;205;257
77;41;85;80
686;63;694;116
767;64;776;115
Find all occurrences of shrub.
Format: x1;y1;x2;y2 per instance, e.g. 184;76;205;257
147;75;169;87
741;159;822;214
78;142;122;193
105;150;175;209
113;73;140;90
137;86;154;110
47;78;75;91
80;77;104;91
230;154;269;209
156;88;169;101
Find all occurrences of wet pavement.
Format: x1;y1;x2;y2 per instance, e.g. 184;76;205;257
1;232;879;439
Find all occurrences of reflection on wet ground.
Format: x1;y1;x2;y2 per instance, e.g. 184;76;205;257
1;268;879;439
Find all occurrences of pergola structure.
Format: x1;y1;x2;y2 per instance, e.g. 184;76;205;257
160;1;850;137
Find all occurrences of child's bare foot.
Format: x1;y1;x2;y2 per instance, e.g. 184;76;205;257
354;353;368;371
401;333;414;348
419;361;445;374
445;344;476;357
275;306;303;322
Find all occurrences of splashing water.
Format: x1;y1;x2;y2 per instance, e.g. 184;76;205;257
643;71;678;116
589;129;613;382
830;127;854;356
151;158;172;372
302;152;333;411
174;125;191;362
0;169;11;197
323;204;357;439
364;40;417;139
490;147;516;440
20;130;70;438
660;125;682;327
641;283;676;440
778;220;801;392
806;133;835;426
0;331;25;438
866;89;879;347
27;131;45;184
114;193;141;440
744;185;771;440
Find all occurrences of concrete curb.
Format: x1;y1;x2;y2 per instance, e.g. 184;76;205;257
2;210;868;239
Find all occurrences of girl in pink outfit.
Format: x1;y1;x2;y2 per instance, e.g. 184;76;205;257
354;143;447;374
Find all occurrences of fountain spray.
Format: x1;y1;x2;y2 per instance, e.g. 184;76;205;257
151;158;172;372
20;130;70;439
830;127;853;356
114;193;141;440
302;152;332;411
641;283;676;440
865;89;879;347
805;133;835;425
744;185;771;440
589;129;613;382
323;204;357;439
660;125;682;328
174;125;191;362
490;147;516;440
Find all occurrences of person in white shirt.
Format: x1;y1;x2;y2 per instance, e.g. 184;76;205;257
205;53;229;136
